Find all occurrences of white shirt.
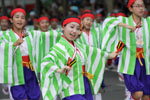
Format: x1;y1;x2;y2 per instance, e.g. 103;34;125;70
133;21;143;48
14;33;29;56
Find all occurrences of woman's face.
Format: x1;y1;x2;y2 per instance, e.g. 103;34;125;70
51;21;58;29
39;20;49;32
82;17;94;30
11;12;26;30
0;19;9;31
129;0;145;17
63;22;81;41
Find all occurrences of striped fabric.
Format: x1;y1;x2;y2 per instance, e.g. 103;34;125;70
0;31;7;37
78;28;101;48
32;30;61;73
40;29;61;58
0;41;13;84
102;16;150;75
41;37;108;100
0;29;34;85
92;22;103;48
31;30;42;73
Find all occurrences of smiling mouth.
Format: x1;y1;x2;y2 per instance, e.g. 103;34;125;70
86;24;91;27
70;33;75;37
17;23;23;26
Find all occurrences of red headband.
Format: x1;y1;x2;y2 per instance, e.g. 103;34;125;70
0;16;9;21
110;13;116;17
33;18;38;22
62;18;81;27
96;14;102;17
144;11;148;15
127;0;136;8
81;13;95;20
50;18;58;23
11;8;26;17
116;13;126;17
81;9;92;14
38;17;49;23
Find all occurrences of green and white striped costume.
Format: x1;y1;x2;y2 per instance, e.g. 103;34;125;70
0;29;35;85
49;26;62;33
78;28;101;48
0;30;9;37
40;29;61;58
41;37;109;100
102;16;150;75
31;30;61;73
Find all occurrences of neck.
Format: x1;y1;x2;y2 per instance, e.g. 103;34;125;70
13;26;22;35
83;28;90;35
132;14;141;25
41;30;48;32
62;35;74;46
52;27;57;30
96;21;100;23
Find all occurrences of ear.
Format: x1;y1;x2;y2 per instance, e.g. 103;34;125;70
10;18;13;23
128;7;133;12
62;26;64;31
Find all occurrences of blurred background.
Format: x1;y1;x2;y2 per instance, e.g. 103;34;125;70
0;0;150;25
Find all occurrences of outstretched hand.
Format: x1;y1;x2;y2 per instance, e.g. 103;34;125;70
56;66;71;74
130;26;136;32
108;51;119;59
13;38;24;46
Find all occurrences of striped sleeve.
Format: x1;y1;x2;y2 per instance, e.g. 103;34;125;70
85;45;109;94
102;17;121;52
0;38;13;84
41;51;71;100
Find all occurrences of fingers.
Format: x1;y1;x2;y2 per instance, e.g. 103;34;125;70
108;51;119;59
17;39;24;45
64;66;71;72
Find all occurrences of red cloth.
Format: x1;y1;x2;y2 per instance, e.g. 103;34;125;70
50;18;58;23
127;0;136;8
107;59;112;65
110;13;116;17
116;12;126;17
136;48;144;58
33;18;38;22
81;13;95;20
0;16;9;21
22;56;30;66
11;8;26;17
82;65;85;76
38;17;49;23
62;18;81;27
96;14;103;17
81;9;92;15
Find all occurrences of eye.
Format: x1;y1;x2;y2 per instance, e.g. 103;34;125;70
70;26;74;28
77;27;80;31
15;16;19;18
